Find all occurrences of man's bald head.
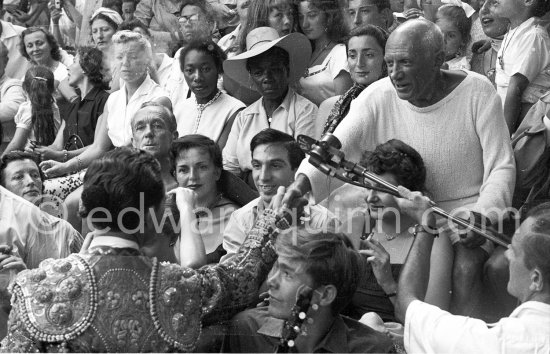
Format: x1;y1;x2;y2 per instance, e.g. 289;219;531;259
388;19;444;61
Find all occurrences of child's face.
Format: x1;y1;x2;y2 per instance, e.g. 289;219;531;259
480;0;510;38
436;17;464;59
489;0;523;19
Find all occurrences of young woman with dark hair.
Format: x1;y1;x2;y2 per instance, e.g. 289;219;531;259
297;0;353;106
3;66;61;155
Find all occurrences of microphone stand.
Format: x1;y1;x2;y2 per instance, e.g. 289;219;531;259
297;134;510;247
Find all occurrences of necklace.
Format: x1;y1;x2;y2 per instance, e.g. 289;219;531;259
194;193;223;218
367;226;415;241
498;26;520;70
304;40;332;77
193;90;222;133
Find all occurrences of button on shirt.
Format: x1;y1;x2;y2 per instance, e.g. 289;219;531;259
222;88;317;174
106;74;169;147
405;299;550;354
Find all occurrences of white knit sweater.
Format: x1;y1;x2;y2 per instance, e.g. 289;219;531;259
299;73;516;219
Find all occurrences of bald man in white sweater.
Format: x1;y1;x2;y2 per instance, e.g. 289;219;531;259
283;19;515;317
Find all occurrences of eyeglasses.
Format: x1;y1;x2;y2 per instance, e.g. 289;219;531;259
178;14;200;24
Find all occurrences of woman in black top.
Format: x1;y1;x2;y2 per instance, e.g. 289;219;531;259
31;46;109;162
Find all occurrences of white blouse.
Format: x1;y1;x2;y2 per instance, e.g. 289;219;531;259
299;44;349;106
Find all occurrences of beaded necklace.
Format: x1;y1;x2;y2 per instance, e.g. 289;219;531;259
193;90;222;133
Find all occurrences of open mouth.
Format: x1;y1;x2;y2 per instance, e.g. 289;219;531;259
258;185;277;194
186;184;202;190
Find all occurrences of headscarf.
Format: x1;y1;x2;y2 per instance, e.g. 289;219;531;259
90;7;123;26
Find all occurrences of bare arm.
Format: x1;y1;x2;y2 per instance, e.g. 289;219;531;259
503;74;529;134
3;127;30;156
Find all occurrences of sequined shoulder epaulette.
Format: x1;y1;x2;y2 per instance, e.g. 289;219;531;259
150;262;203;351
10;255;97;343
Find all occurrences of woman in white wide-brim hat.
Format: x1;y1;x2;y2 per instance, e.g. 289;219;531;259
221;27;318;187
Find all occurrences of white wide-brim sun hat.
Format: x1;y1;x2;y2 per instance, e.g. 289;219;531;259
223;27;312;90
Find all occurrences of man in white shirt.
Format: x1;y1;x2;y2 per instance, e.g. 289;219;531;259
395;193;550;354
221;129;338;263
0;6;28;80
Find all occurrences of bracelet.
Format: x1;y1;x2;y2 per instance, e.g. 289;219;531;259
412;223;439;238
76;156;82;172
385;291;397;298
62;149;68;162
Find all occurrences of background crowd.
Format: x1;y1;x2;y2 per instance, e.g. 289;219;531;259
0;0;549;352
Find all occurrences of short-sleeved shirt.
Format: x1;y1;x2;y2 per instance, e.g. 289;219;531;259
405;300;550;353
299;44;349;106
63;87;110;148
0;20;29;80
14;101;62;147
222;88;317;174
496;17;550;104
106;74;170;147
174;92;244;142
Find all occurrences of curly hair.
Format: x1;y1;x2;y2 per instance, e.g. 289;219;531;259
298;0;348;44
22;66;57;146
19;27;62;63
345;24;389;76
76;46;110;91
360;139;427;192
118;18;152;37
79;147;164;232
180;39;227;75
0;151;45;187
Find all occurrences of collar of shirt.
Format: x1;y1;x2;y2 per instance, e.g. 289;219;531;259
0;20;20;40
256;315;350;353
88;235;140;250
120;74;156;104
506;300;550;321
248;88;295;117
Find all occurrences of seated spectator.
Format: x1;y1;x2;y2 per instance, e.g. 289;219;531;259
297;0;353;106
221;129;337;263
0;1;29;80
318;24;388;137
118;18;173;88
28;46;110;162
227;231;394;353
346;0;394;31
218;0;250;58
1;147;296;352
174;40;245;148
162;0;217;108
470;0;509;86
169;135;239;263
19;27;78;109
395;197;550;353
435;2;472;70
342;140;448;321
0;151;43;204
122;0;136;21
222;28;317;184
3;66;61;155
0;41;25;149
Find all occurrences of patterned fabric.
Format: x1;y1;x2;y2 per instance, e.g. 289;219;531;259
323;83;366;135
1;210;281;352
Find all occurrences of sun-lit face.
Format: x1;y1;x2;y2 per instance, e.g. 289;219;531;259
268;1;295;37
267;255;315;320
174;147;220;204
1;159;43;204
131;107;175;158
479;0;509;39
347;34;385;86
24;31;53;65
347;0;388;29
252;143;296;204
182;50;219;104
298;1;328;41
364;172;402;224
91;18;117;51
114;41;149;84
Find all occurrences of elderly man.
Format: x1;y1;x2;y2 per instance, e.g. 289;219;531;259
283;19;515;316
0;41;25;151
396;194;550;352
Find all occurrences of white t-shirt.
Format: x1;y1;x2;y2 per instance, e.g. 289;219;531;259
299;44;349;106
14;101;61;147
106;75;170;147
496;17;550;104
